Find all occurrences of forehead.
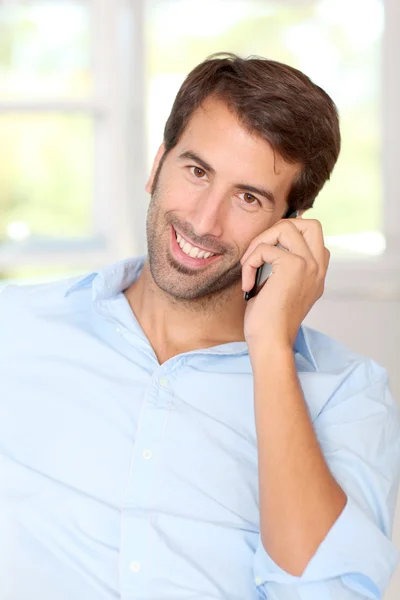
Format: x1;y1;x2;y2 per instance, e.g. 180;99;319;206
175;97;300;189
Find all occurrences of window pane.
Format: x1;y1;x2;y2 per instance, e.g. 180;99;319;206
146;0;384;255
0;1;92;100
0;114;94;244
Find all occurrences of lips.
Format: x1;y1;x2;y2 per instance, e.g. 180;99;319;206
173;226;218;255
170;225;222;266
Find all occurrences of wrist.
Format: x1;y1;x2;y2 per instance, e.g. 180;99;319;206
249;341;295;374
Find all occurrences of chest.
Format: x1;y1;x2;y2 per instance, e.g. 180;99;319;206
0;331;259;510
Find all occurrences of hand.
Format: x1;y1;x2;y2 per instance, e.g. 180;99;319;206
241;215;330;353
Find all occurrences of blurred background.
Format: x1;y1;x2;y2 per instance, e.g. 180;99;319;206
0;0;399;596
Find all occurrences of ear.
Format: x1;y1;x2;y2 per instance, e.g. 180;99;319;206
145;142;166;194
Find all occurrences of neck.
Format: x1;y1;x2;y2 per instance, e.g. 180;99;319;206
123;260;247;361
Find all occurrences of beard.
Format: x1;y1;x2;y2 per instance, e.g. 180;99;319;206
145;171;243;303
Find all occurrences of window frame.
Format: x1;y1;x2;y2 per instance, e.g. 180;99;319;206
323;0;400;300
1;0;399;300
0;0;148;273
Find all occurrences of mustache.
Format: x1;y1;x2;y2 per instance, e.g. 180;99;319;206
169;220;230;255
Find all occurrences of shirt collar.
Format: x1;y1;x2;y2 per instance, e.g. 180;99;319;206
64;255;317;369
64;255;146;301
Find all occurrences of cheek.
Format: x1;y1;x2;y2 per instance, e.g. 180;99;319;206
161;175;200;208
233;219;271;255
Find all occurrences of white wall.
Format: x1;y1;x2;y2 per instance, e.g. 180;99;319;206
304;296;400;600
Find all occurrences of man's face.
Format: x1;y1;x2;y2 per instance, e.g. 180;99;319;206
145;97;300;301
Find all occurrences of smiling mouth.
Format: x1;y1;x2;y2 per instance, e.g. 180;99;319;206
173;226;220;260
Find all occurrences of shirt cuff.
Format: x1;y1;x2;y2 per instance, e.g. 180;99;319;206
253;494;399;600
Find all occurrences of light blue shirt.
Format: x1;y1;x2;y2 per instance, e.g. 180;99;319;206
1;255;400;600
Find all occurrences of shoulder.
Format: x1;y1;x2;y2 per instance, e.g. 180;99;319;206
297;325;394;423
301;323;388;383
0;273;94;330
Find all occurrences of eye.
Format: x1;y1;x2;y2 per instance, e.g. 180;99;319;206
189;166;207;179
238;192;260;206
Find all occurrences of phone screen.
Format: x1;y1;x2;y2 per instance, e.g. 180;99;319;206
243;209;298;301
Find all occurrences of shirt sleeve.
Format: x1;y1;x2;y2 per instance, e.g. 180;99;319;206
252;359;400;600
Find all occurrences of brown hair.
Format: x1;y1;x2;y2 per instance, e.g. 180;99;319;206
161;52;341;213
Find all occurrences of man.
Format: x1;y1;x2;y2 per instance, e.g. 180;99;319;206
1;53;399;600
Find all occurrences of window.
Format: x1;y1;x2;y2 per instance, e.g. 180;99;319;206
0;0;146;283
1;0;399;298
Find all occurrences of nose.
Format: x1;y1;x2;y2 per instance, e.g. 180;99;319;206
185;186;226;238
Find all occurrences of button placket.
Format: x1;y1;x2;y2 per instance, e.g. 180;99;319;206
120;367;175;597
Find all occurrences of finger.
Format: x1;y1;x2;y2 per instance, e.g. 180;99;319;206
287;218;328;273
241;243;297;291
241;219;314;266
324;246;331;269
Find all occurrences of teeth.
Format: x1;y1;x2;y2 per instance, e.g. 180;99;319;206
189;246;200;258
175;230;216;259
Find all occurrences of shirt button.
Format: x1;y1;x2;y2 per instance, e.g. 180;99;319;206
255;576;262;586
159;376;169;387
116;327;121;334
130;561;141;573
142;449;153;460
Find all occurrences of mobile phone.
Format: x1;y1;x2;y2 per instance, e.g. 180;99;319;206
243;209;299;301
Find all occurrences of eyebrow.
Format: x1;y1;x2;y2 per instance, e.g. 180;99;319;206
177;150;276;206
